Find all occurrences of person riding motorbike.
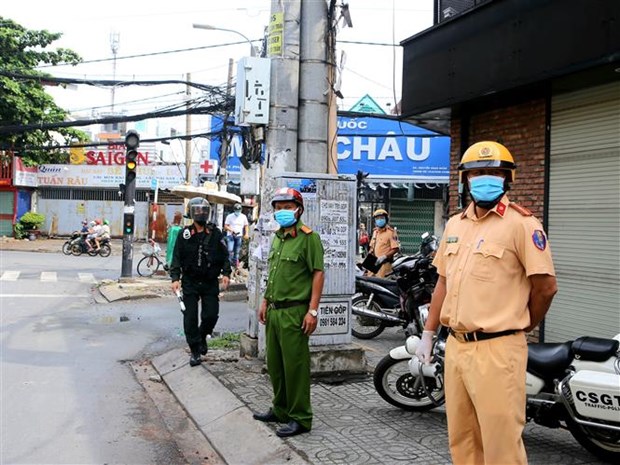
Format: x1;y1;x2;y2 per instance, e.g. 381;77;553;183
94;219;111;251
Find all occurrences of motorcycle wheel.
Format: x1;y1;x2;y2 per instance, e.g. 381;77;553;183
137;256;159;277
99;244;111;257
373;354;445;411
71;244;83;256
566;416;620;462
62;241;72;255
351;293;386;339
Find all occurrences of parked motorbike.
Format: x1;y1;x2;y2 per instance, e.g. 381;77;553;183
71;237;111;257
374;331;620;462
351;232;439;339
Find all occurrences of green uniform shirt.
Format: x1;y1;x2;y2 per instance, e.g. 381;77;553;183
264;221;324;304
166;225;182;266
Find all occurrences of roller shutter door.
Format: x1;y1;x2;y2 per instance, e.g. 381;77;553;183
389;199;435;255
545;82;620;342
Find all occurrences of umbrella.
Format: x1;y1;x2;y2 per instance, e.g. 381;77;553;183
170;184;241;206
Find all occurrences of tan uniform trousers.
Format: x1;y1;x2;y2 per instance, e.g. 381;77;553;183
445;331;528;465
374;262;392;278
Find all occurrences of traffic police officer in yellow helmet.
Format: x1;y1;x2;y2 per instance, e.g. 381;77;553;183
458;139;517;209
368;208;400;277
417;141;557;464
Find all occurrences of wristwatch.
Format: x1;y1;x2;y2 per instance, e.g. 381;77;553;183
308;309;318;318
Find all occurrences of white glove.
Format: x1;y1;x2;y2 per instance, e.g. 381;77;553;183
415;330;435;365
376;255;388;266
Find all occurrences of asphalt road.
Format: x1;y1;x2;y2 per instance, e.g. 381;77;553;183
0;250;247;464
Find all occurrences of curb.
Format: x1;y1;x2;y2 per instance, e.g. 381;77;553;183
152;349;310;465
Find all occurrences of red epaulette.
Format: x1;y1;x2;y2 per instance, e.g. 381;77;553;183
509;203;533;216
300;225;313;235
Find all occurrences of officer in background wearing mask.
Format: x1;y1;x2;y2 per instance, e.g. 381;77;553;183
254;187;324;438
416;141;557;464
368;208;400;277
170;197;231;367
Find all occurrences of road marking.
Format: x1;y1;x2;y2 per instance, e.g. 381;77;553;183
0;271;20;281
0;294;90;298
40;272;57;282
78;273;96;283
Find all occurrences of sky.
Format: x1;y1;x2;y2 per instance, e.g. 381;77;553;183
2;0;434;158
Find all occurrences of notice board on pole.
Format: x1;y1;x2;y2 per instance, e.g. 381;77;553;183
275;173;357;344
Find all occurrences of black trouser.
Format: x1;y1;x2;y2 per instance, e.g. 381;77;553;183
181;276;219;352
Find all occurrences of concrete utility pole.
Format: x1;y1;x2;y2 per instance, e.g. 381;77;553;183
185;73;192;183
216;58;235;227
297;0;329;173
246;1;301;344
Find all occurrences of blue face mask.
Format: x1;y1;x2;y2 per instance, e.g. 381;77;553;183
274;209;298;228
375;218;387;228
233;211;241;217
469;175;505;202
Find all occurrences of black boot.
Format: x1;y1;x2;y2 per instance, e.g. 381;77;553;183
276;420;309;437
252;409;279;422
199;339;208;356
189;350;202;367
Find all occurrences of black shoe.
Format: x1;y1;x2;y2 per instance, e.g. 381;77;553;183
275;420;309;437
252;409;279;423
189;351;202;367
199;341;208;356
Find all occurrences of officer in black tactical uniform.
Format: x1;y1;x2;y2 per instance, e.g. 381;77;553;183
170;197;231;366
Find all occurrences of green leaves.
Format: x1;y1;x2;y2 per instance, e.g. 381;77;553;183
0;16;85;164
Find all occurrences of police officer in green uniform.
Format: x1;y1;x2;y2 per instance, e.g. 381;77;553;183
170;197;231;367
253;187;325;438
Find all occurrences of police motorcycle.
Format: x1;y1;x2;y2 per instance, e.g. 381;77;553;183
374;331;620;462
351;232;439;339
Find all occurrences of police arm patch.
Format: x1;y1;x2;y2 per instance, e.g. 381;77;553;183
182;228;191;240
532;230;547;251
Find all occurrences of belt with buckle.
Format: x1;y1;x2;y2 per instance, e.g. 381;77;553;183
270;300;309;310
449;328;518;343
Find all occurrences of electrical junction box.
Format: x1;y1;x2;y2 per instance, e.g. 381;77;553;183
234;57;270;126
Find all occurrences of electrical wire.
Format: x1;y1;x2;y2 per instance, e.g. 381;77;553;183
35;40;260;68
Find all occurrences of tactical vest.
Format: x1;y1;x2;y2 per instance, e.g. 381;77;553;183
179;225;228;280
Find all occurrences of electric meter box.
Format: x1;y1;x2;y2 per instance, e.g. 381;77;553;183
234;57;271;126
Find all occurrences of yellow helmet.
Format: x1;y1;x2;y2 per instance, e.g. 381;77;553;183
373;208;388;218
458;141;516;183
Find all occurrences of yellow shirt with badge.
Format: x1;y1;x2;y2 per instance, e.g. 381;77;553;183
432;195;555;333
369;225;400;277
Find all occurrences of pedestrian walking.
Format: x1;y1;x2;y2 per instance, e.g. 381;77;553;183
368;208;400;277
358;222;369;256
223;202;249;268
254;187;325;438
170;197;231;367
416;141;558;465
165;211;183;269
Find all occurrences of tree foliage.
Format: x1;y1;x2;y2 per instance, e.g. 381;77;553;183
0;17;87;165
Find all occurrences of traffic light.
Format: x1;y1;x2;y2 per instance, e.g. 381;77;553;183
123;213;135;235
124;130;140;185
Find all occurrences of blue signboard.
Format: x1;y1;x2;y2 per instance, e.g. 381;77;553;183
209;115;450;182
337;116;450;181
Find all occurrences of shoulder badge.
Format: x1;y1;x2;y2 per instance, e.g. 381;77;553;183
532;230;547;251
509;203;533;217
300;225;313;235
182;228;191;240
